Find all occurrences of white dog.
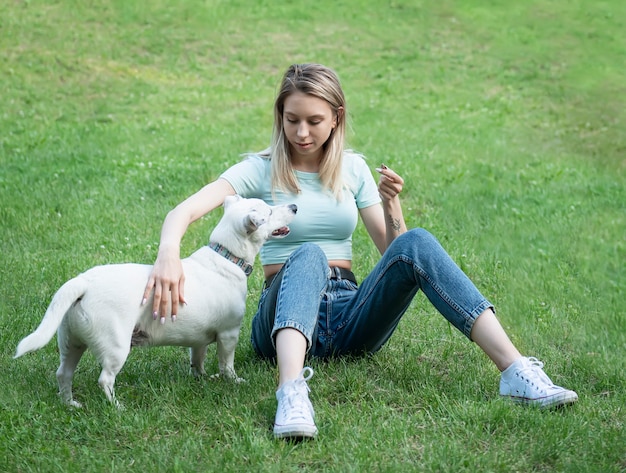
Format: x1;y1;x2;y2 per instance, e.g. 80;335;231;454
15;195;297;407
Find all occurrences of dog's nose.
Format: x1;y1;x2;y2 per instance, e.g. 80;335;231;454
289;204;297;214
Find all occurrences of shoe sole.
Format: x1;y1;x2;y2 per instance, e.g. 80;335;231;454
274;424;318;440
503;391;578;409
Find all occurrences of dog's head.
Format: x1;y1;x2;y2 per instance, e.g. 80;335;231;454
209;195;297;262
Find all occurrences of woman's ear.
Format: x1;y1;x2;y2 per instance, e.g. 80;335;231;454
335;106;344;127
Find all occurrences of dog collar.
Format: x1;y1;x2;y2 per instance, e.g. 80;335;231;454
208;242;253;277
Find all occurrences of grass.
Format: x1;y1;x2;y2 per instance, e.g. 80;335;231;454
1;0;625;471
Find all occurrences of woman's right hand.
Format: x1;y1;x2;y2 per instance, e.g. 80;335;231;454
140;177;236;323
142;247;187;324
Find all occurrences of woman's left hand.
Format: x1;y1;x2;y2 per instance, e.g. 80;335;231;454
376;164;404;201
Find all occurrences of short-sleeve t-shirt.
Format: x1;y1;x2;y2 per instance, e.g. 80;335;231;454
219;151;381;265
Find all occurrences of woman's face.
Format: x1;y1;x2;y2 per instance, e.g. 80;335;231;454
282;91;337;166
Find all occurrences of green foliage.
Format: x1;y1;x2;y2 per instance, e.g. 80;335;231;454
1;0;624;471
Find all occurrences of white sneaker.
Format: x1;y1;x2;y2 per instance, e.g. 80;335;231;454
500;357;578;409
273;367;318;439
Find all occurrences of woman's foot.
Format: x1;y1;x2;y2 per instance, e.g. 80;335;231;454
273;367;318;439
500;357;578;408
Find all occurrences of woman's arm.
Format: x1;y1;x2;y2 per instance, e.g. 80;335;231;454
360;165;407;254
142;178;236;323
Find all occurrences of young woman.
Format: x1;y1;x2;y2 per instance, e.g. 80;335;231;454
143;63;577;440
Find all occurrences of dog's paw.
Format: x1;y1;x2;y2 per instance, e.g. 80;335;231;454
209;373;246;383
189;364;206;378
190;367;207;377
66;399;83;408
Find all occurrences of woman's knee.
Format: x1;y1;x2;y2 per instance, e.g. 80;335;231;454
394;228;438;250
289;242;328;268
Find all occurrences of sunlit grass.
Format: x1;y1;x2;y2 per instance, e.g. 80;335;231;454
1;0;624;471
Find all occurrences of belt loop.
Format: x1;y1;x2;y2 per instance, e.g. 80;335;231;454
332;266;341;279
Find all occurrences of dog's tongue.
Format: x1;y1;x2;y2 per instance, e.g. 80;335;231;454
272;226;290;236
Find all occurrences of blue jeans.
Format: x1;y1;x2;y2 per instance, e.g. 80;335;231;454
250;228;493;359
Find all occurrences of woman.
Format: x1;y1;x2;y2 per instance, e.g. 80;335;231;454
143;63;577;440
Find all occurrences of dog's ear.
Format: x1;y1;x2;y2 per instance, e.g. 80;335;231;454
244;214;266;234
244;215;258;234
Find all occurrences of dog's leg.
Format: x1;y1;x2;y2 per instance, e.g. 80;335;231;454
190;345;208;377
56;324;86;408
56;343;86;408
97;366;124;408
94;345;130;408
215;329;244;383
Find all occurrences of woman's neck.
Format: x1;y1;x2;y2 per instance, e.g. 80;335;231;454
290;150;322;173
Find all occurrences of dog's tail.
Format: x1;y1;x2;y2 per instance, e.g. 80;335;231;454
14;276;88;358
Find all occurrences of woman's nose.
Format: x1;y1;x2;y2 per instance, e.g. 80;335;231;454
297;123;309;138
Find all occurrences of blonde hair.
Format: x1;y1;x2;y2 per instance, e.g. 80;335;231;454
260;63;347;199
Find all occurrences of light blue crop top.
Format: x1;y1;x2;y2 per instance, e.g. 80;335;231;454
219;152;381;265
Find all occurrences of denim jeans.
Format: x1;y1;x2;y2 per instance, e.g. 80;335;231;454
250;228;493;359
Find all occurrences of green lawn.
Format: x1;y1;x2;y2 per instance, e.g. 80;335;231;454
1;1;624;471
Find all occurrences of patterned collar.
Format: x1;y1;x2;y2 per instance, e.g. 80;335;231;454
208;242;253;277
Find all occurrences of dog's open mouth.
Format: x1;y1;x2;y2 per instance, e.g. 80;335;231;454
271;226;290;237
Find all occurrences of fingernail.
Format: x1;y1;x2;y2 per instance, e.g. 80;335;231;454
160;317;165;325
153;311;158;320
172;315;177;323
141;298;147;306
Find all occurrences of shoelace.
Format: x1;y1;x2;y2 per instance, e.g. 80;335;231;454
279;367;314;420
517;357;555;392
